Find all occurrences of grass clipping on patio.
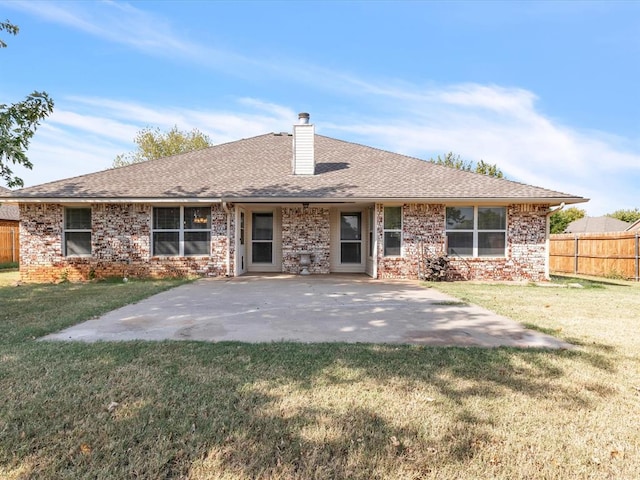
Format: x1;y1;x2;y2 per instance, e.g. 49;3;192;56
0;273;639;479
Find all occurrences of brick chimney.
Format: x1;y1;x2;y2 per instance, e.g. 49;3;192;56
292;112;315;175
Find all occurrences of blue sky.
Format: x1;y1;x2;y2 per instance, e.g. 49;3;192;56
1;0;639;215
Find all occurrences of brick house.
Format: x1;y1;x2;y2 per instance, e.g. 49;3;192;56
1;113;586;283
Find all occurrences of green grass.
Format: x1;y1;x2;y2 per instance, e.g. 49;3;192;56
0;269;19;286
1;273;639;479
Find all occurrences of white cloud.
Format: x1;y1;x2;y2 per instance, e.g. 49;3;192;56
5;0;271;78
9;1;197;57
7;2;639;215
324;83;640;215
17;86;640;216
16;95;297;187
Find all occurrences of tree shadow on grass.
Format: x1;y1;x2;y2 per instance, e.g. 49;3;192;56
0;339;627;479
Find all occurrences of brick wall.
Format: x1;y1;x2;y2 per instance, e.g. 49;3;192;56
376;203;549;282
19;201;549;283
376;203;446;279
281;206;330;274
19;203;229;282
447;204;548;281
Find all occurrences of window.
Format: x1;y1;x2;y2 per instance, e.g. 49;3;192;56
64;207;91;256
383;206;402;256
152;207;211;256
446;206;506;257
252;212;273;263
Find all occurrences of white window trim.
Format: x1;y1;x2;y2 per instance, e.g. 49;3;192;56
383;205;403;257
152;206;211;257
445;206;507;258
63;207;92;257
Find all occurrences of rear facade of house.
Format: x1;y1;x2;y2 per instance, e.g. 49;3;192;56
3;114;586;283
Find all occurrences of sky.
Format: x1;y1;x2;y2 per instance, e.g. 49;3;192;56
1;0;639;215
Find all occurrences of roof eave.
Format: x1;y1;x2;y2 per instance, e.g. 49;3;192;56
1;197;224;204
2;196;588;205
224;196;589;205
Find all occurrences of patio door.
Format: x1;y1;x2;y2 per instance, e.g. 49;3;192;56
252;212;273;264
236;208;247;275
340;212;362;264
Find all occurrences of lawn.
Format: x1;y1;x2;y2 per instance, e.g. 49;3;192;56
0;273;638;479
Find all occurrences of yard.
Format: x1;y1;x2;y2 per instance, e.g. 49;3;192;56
0;272;638;479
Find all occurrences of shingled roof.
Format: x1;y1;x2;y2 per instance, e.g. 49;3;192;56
565;216;630;233
1;133;586;204
0;187;20;220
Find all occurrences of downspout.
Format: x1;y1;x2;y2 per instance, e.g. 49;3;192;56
222;201;231;277
545;202;565;280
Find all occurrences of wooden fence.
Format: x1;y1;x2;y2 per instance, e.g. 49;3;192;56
549;232;640;281
0;225;20;264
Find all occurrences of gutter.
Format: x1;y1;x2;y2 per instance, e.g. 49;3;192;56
222;197;587;205
0;197;224;204
2;196;588;206
546;202;565;217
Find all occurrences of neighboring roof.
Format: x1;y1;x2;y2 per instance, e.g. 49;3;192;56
0;187;20;220
0;133;587;205
565;216;630;233
625;219;640;232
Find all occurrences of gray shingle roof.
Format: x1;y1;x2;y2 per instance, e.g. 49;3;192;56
565;216;631;233
1;133;586;204
626;219;640;232
0;187;20;220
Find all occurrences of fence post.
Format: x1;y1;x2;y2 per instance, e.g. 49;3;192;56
635;232;640;282
11;228;15;263
574;235;579;275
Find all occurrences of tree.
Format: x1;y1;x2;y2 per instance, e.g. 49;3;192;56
475;159;505;179
1;21;54;187
429;152;504;178
113;126;213;167
549;206;586;234
606;208;640;224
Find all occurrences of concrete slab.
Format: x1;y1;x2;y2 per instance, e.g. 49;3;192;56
41;275;571;348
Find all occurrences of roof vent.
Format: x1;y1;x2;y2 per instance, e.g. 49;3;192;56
292;113;315;175
298;112;310;125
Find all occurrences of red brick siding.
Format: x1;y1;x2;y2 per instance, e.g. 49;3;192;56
19;202;549;283
19;203;228;282
281;207;331;274
376;203;549;281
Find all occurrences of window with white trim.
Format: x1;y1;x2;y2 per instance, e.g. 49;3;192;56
383;206;402;256
152;207;211;256
64;207;92;256
446;206;506;257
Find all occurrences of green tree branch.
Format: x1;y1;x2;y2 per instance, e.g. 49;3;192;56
1;21;54;187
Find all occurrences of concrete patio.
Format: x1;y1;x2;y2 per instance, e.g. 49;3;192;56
42;275;570;348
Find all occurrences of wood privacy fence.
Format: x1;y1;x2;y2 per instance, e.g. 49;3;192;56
549;232;640;281
0;225;20;264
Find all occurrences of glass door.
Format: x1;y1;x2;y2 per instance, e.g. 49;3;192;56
340;212;362;264
252;212;273;263
237;209;246;274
